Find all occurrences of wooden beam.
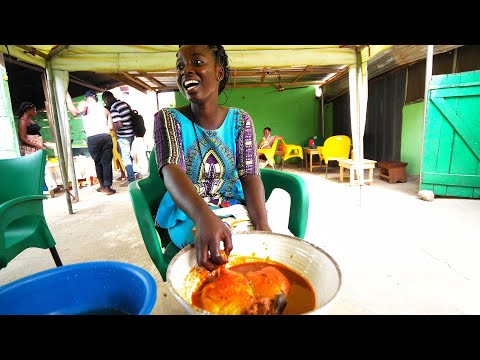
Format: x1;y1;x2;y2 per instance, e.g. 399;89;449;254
227;81;325;89
14;45;50;60
69;75;105;92
322;67;349;87
292;66;311;83
146;76;168;88
137;72;168;88
4;55;44;72
260;67;267;84
144;68;342;77
40;73;56;142
121;72;155;92
106;73;148;94
49;45;70;59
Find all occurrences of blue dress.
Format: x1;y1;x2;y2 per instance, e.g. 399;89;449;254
153;107;260;248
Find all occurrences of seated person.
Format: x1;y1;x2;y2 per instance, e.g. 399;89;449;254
258;127;283;149
258;127;283;168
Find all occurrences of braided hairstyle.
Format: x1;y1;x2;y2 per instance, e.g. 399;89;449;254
207;45;230;95
18;102;36;116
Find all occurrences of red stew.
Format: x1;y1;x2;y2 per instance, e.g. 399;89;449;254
192;260;316;315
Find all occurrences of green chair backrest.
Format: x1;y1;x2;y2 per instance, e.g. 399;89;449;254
260;168;309;239
129;148;309;281
0;150;46;204
0;149;63;269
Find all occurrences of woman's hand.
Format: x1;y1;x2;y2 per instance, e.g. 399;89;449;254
194;211;233;272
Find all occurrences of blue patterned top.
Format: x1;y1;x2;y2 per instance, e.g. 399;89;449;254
153;107;260;248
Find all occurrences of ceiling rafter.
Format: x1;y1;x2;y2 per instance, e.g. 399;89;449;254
2;45;465;103
260;67;268;84
147;77;168;89
69;75;105;92
14;45;50;60
106;73;148;94
292;65;312;84
49;45;70;59
137;71;168;88
120;72;155;92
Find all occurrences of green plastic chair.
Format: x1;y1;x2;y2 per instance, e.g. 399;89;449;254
128;149;309;281
0;149;63;269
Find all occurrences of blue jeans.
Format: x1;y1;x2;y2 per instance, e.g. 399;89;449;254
117;136;135;183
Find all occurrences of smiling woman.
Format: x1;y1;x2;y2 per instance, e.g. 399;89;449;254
152;45;277;274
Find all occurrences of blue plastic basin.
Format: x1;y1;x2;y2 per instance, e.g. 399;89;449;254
0;261;157;315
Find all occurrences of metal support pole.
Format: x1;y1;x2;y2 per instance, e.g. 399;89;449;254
45;63;73;214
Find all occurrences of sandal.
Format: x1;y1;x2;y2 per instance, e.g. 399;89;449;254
96;186;105;192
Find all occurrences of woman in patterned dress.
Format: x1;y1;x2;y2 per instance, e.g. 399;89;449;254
153;45;272;272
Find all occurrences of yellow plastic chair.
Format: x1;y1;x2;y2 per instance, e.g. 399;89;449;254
257;137;280;169
278;139;303;171
110;130;126;175
318;135;351;177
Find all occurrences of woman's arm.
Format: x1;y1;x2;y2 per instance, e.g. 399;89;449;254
162;164;232;271
241;174;271;231
154;109;232;271
18;119;45;150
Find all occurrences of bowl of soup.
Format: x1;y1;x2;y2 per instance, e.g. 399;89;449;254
167;231;342;315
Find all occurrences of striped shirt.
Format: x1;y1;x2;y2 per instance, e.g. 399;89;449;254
110;100;134;138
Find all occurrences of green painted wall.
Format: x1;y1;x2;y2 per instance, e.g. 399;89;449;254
173;88;428;173
175;86;320;154
401;101;424;175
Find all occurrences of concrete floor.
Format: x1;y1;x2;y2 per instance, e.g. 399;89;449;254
2;165;480;315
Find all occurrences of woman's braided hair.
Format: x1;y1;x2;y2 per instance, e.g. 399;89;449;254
18;102;35;116
207;45;230;95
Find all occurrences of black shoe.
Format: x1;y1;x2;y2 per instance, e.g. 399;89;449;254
105;187;116;195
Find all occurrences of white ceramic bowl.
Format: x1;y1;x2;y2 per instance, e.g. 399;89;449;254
167;231;342;315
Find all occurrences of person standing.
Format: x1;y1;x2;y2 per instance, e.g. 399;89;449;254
153;45;272;272
66;90;116;195
101;91;135;186
17;101;57;192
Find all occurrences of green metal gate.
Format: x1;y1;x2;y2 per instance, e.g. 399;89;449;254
420;70;480;198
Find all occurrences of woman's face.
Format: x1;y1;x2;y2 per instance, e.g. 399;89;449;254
176;45;223;103
27;106;37;117
263;128;271;137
